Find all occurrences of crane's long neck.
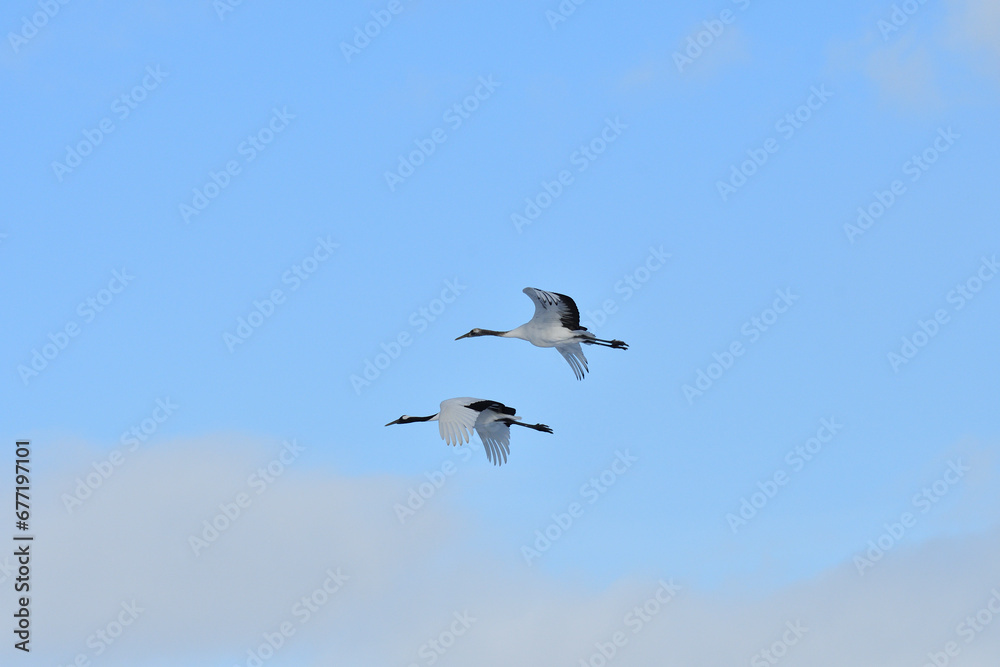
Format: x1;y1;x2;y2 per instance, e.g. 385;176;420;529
479;329;513;338
409;413;439;423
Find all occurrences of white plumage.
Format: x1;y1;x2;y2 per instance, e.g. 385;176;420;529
385;397;552;466
456;287;629;380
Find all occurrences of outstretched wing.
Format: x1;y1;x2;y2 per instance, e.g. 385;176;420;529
522;288;585;332
556;341;590;380
474;410;514;466
436;397;482;446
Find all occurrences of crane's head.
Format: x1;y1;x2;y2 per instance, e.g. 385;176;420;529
385;415;410;426
455;328;486;340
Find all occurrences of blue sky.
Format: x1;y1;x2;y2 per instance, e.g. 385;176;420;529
2;1;1000;665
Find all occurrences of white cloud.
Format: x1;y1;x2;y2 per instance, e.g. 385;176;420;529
863;36;944;109
947;0;1000;76
830;0;1000;110
17;435;1000;665
619;23;750;90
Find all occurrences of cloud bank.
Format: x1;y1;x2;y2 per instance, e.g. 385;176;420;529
10;435;999;666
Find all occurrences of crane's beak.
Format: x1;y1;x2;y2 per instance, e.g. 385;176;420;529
385;419;401;426
455;331;472;340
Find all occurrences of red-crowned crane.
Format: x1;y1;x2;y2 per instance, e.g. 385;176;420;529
456;287;628;380
385;397;552;466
